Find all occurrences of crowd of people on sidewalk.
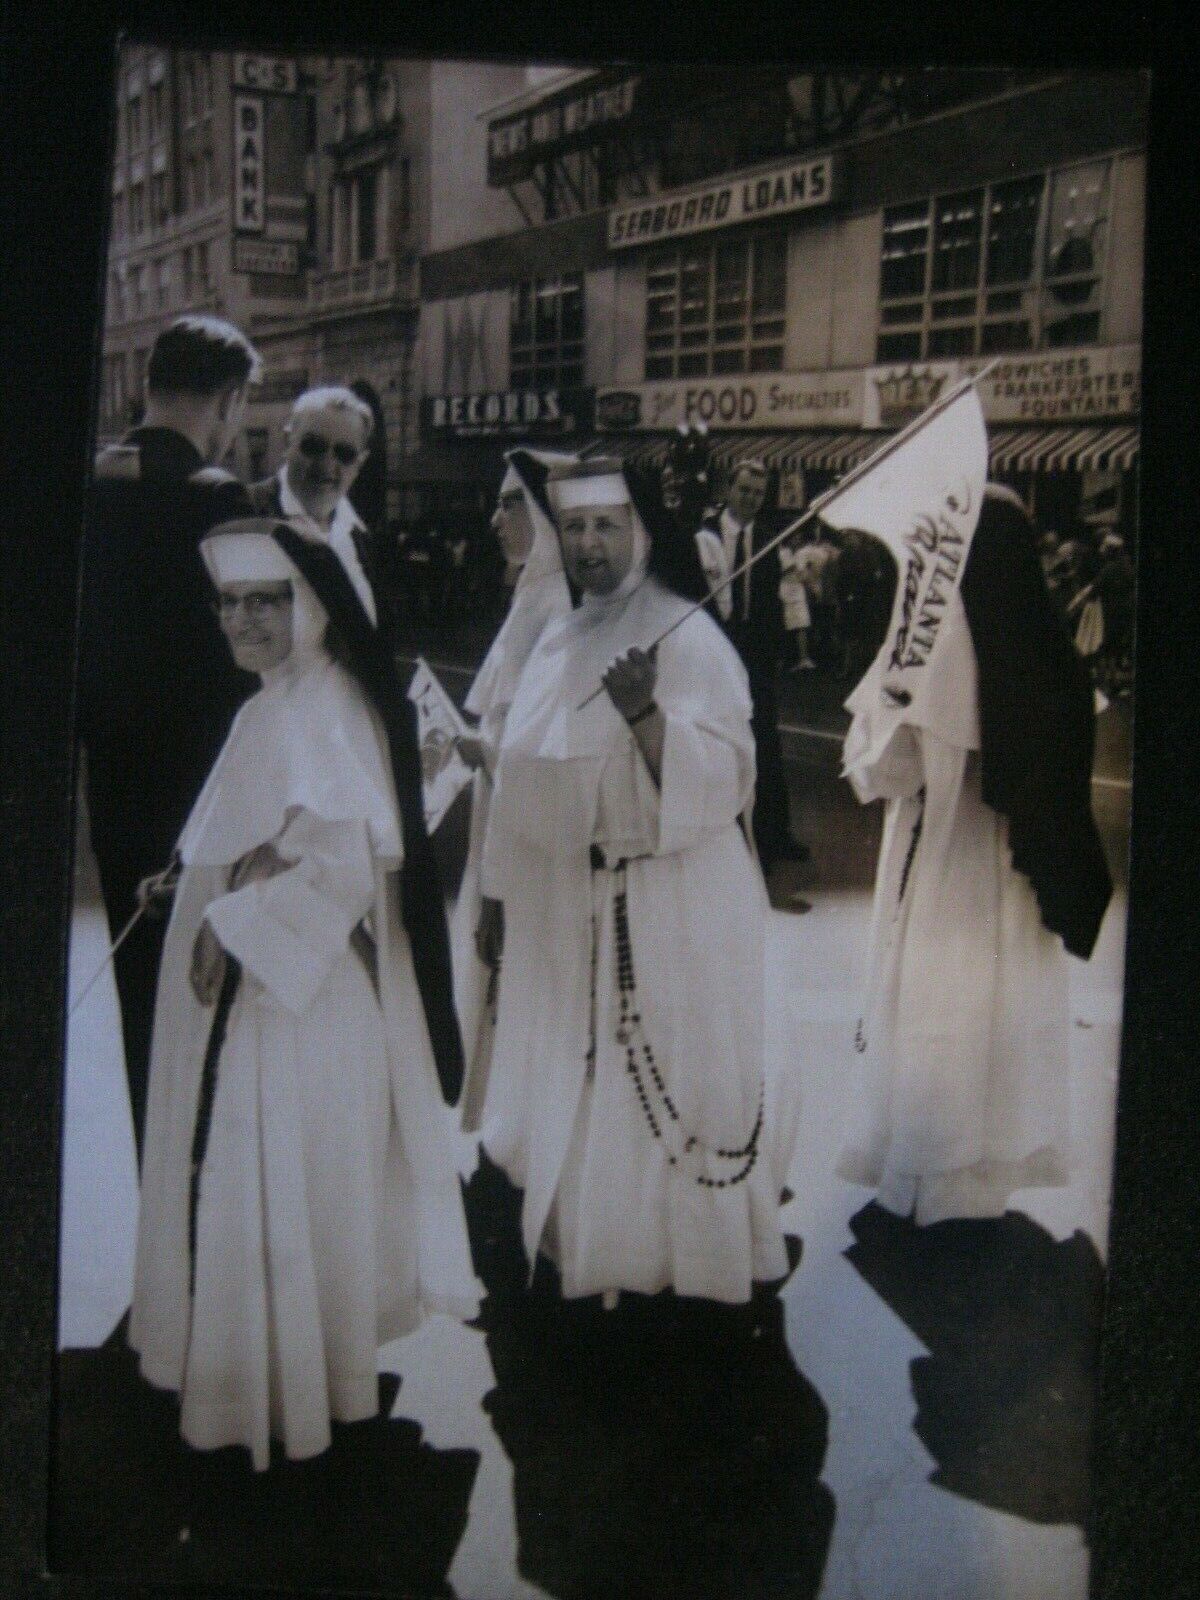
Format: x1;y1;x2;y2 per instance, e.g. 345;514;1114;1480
74;312;1116;1485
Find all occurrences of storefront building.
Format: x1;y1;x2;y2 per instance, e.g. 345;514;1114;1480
419;68;1146;543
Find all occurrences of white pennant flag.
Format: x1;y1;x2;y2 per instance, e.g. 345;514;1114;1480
822;384;989;788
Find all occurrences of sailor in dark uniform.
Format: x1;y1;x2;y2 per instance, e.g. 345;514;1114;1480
78;315;259;1155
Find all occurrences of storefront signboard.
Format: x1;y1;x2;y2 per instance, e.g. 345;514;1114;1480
424;387;594;438
865;345;1141;428
595;370;862;433
608;154;837;249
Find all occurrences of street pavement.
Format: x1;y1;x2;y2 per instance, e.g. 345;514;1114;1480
54;720;1128;1600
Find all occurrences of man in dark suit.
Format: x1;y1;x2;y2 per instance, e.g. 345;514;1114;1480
78;314;259;1155
247;385;390;644
697;460;808;873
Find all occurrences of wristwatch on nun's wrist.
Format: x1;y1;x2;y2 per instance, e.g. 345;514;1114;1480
626;700;658;727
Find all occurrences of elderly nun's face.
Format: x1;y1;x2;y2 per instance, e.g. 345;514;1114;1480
492;484;535;566
216;580;294;674
558;500;636;596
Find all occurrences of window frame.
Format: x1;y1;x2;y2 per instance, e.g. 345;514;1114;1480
509;272;586;391
876;158;1114;362
643;226;788;381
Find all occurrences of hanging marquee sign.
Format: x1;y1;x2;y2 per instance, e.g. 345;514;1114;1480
233;94;265;234
233;53;300;94
487;72;641;186
232;236;300;275
608;154;837;249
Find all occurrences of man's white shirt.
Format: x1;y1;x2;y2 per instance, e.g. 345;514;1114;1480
278;467;378;626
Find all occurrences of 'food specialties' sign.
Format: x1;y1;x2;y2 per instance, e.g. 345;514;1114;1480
596;370;862;433
608;155;837;249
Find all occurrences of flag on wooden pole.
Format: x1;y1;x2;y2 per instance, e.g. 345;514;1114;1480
828;382;989;791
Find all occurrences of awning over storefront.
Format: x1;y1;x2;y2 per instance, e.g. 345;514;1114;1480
588;423;1140;480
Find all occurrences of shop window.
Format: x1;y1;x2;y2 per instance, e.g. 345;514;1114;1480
643;228;785;381
1042;161;1109;349
876;163;1110;359
510;273;585;390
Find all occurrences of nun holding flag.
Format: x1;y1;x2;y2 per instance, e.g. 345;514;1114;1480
825;387;1112;1225
451;448;576;1133
475;457;792;1307
130;520;479;1473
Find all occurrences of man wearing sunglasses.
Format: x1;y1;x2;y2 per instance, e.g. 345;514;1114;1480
249;386;381;632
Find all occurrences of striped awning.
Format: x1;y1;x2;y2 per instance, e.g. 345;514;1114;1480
587;422;1140;478
988;424;1140;473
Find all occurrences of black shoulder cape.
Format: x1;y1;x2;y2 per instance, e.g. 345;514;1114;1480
269;522;464;1104
959;490;1113;961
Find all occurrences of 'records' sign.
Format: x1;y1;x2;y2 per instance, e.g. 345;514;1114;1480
424;388;593;437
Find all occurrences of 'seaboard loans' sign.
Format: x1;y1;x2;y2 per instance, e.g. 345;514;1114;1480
608;155;836;249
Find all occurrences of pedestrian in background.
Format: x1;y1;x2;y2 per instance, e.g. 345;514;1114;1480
248;385;382;636
696;461;809;872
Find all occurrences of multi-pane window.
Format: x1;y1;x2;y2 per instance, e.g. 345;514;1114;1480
128;92;143;146
1041;161;1109;348
877;163;1111;360
510;275;585;389
156;257;172;309
149;81;163;139
129;181;145;235
332;165;391;267
645;229;786;380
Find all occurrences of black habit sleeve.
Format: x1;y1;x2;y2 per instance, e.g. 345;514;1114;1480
268;522;465;1105
959;490;1113;961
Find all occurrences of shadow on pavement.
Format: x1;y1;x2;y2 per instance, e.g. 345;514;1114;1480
50;1323;479;1593
465;1151;835;1600
845;1201;1105;1528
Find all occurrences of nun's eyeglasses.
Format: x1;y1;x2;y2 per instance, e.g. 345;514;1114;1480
297;433;361;467
214;590;294;620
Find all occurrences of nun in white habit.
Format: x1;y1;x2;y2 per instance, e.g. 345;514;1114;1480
477;458;790;1306
836;512;1066;1224
451;448;575;1132
129;522;479;1472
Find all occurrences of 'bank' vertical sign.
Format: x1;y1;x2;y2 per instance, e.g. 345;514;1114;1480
233;95;265;233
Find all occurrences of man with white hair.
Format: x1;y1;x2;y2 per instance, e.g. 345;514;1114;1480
249;385;381;630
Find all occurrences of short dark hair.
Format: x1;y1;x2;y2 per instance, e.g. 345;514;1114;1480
146;315;260;399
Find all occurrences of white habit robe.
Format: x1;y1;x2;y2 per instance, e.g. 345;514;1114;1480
836;589;1071;1226
451;458;573;1132
479;571;790;1303
129;640;479;1471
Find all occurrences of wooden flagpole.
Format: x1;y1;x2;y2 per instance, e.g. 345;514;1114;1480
576;357;1001;710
